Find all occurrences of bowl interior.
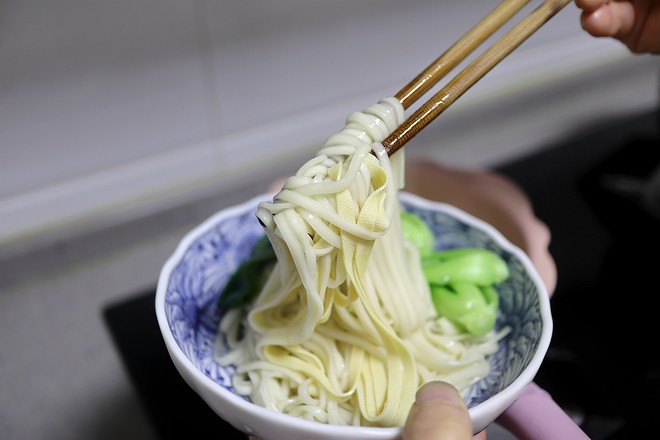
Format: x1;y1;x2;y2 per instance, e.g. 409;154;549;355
157;191;551;430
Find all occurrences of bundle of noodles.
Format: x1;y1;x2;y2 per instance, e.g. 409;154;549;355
217;97;501;427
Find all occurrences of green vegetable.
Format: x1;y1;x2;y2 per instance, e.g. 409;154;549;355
431;283;499;336
218;235;276;309
421;247;508;335
400;211;435;256
422;248;509;286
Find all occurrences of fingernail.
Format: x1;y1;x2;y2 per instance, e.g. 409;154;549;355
416;381;463;405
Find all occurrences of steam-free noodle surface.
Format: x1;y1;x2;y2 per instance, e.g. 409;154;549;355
216;97;503;427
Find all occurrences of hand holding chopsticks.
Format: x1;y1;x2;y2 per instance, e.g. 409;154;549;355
383;0;571;157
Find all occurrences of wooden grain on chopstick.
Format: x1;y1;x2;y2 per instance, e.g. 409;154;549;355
396;0;531;109
385;0;571;157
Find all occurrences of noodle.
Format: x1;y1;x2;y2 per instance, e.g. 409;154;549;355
215;97;503;427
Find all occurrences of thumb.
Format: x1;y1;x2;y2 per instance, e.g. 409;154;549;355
402;381;474;440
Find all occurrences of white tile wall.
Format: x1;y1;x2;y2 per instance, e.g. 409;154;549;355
0;0;210;192
1;0;658;255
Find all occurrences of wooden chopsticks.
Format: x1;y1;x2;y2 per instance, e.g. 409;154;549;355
395;0;532;109
383;0;571;157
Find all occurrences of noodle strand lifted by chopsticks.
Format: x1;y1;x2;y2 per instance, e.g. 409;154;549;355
216;97;502;427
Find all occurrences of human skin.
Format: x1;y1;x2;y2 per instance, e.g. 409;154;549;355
401;381;475;440
575;0;660;53
403;160;557;295
400;159;557;440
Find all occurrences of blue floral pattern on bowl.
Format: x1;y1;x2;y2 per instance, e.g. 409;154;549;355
162;192;547;411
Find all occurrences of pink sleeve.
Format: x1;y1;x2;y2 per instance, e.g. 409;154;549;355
495;382;591;440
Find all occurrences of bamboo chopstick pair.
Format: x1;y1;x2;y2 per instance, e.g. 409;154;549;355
382;0;571;156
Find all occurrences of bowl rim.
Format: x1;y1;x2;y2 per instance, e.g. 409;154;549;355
155;191;553;436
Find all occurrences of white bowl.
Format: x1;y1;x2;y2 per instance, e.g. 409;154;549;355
155;191;552;440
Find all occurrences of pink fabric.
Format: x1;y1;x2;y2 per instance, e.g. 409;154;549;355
496;382;591;440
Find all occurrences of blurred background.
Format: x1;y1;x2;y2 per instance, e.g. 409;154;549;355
0;1;658;439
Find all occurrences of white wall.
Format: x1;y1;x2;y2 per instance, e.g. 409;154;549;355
1;0;658;254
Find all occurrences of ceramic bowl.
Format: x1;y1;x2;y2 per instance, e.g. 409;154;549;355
155;191;552;440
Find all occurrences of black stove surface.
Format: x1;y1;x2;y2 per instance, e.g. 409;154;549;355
104;109;659;440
